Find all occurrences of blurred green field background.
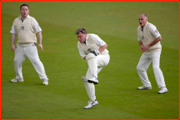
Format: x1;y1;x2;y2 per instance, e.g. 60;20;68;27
1;1;179;119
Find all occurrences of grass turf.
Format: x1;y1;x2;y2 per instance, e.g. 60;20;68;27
1;1;179;119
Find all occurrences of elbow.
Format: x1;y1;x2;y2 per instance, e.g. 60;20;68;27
159;36;162;41
104;44;108;48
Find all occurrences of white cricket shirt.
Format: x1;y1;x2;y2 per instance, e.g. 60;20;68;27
77;34;108;58
137;22;162;53
137;22;161;41
10;15;42;34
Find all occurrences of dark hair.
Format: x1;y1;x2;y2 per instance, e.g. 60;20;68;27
75;28;87;34
20;4;29;10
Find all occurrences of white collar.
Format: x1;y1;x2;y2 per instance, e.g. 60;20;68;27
85;34;88;45
19;15;29;22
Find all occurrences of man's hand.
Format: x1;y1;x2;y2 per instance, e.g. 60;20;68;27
143;45;150;52
140;36;162;52
140;45;145;52
39;44;43;51
140;44;150;52
11;44;16;52
88;49;100;56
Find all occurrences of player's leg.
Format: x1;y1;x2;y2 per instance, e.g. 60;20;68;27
83;81;96;102
11;43;26;82
82;72;98;109
152;51;168;93
25;43;48;85
86;53;98;84
136;53;152;89
96;54;110;68
86;54;110;84
82;54;110;109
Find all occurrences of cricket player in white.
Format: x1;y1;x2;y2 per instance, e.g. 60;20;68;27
76;28;110;109
136;14;168;94
10;4;48;85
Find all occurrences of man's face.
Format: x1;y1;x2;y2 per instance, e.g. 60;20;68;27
20;6;29;18
77;32;87;43
139;14;148;28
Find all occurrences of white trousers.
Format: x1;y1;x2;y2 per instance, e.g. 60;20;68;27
136;51;166;89
14;43;48;81
84;54;110;102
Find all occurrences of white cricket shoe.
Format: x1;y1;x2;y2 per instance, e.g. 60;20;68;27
81;76;99;84
88;78;99;84
10;78;24;82
42;79;48;85
84;100;99;109
158;87;168;94
137;86;152;90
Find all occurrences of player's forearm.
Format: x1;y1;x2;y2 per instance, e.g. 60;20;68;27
37;32;42;44
148;36;162;47
139;40;143;46
98;44;107;53
11;34;16;45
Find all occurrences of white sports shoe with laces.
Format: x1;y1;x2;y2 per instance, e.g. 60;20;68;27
88;78;99;84
158;87;168;94
10;78;24;82
137;86;152;90
84;100;99;109
81;76;99;84
42;79;48;85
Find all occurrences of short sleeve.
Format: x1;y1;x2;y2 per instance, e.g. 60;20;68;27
33;18;42;33
10;20;16;34
91;34;106;46
149;24;161;38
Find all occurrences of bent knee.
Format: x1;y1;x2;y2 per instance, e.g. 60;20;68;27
14;58;24;64
86;53;96;61
136;65;146;71
153;66;160;71
31;58;41;64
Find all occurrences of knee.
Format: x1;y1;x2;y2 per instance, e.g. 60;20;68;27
14;58;18;63
153;66;160;71
14;58;23;64
31;58;41;65
86;53;96;61
136;65;145;72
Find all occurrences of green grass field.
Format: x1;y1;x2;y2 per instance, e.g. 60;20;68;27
1;1;179;119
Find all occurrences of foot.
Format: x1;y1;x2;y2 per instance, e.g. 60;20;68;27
84;100;98;109
137;86;152;90
82;76;99;84
88;78;99;84
10;78;24;82
158;87;168;94
42;79;48;85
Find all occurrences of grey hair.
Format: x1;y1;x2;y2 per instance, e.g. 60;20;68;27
75;28;87;34
141;13;148;19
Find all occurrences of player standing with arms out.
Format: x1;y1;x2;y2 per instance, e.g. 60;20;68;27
10;4;49;85
76;28;110;109
136;13;168;94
